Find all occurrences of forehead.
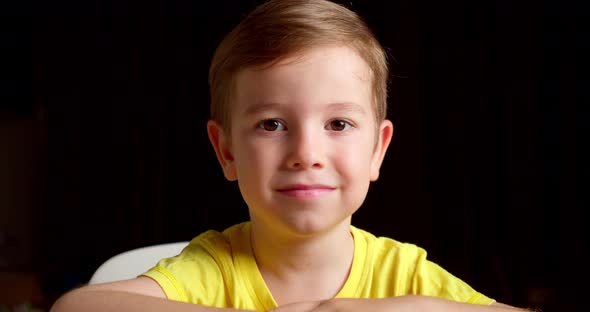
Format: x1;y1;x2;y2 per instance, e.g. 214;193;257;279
232;45;373;117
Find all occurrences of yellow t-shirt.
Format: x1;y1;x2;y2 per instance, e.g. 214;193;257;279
142;222;494;310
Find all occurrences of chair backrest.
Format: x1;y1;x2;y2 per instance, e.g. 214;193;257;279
89;241;189;284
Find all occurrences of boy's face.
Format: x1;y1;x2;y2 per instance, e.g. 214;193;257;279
208;45;393;237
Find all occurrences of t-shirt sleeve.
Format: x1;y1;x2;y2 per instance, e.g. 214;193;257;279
140;237;224;303
410;246;495;305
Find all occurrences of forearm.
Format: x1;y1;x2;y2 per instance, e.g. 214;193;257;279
312;296;533;312
395;296;531;311
50;288;254;312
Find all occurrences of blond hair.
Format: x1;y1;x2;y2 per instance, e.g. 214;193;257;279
209;0;388;132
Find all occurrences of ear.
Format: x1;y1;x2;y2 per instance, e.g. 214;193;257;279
370;119;394;181
207;120;237;181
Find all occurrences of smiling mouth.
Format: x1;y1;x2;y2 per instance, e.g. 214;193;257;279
276;185;336;199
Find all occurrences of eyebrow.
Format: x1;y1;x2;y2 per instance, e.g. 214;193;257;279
243;102;282;116
325;102;368;116
243;101;368;116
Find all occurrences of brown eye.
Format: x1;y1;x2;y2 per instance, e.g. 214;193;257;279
328;120;350;131
259;119;286;131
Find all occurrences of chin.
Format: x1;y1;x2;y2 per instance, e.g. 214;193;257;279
279;216;351;239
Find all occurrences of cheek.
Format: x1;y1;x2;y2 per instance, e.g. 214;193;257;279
234;139;279;179
337;152;373;210
333;141;375;182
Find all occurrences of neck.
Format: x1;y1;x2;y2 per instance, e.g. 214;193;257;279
250;219;354;279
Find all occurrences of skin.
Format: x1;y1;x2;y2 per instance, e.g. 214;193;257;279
208;45;392;305
50;45;529;312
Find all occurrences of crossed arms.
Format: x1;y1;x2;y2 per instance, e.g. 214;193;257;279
50;277;533;312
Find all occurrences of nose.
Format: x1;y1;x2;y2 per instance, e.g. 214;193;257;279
285;128;325;170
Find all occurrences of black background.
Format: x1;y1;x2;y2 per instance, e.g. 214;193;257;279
1;0;585;311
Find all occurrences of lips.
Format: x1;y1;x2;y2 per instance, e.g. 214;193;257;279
276;184;336;199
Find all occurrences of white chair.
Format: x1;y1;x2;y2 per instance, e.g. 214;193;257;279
89;241;189;284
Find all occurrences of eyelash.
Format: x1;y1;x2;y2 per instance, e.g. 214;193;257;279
258;119;287;132
256;119;354;132
327;119;352;131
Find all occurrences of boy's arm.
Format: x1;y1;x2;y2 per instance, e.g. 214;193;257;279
300;297;534;312
50;277;254;312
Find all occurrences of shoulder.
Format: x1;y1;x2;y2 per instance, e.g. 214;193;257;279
350;227;492;303
351;226;427;261
178;222;248;261
350;226;437;286
347;226;435;297
141;222;249;302
146;222;249;278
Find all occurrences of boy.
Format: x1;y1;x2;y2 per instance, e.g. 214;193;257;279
51;0;530;311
